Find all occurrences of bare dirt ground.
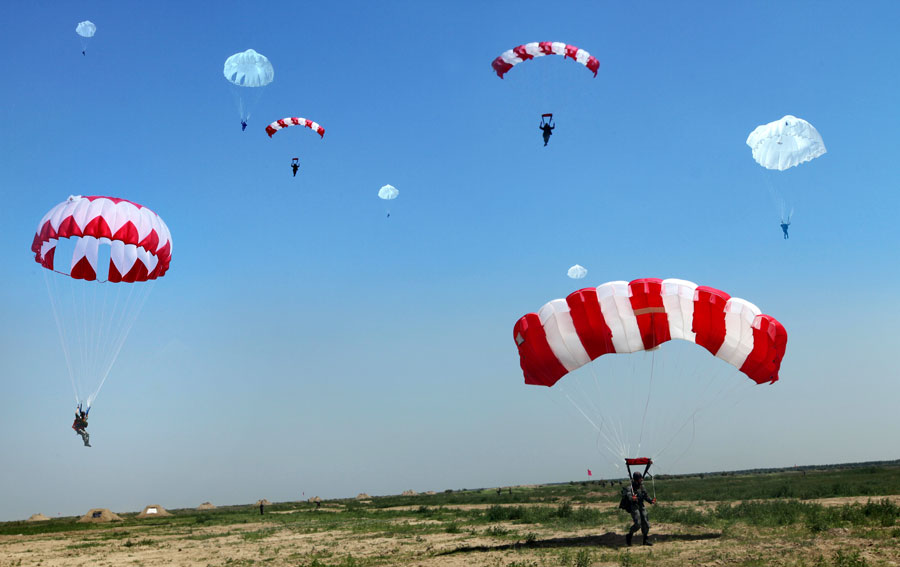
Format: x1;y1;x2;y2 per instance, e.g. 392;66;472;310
1;495;897;567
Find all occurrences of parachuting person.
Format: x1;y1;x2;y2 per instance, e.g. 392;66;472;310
76;21;95;56
224;49;274;133
620;472;655;546
72;404;90;447
540;114;555;146
33;195;173;442
291;157;300;177
747;116;825;236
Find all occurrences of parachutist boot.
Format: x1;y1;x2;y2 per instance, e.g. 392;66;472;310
642;536;653;546
625;532;633;546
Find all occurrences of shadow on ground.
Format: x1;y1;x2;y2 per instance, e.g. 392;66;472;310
436;532;721;555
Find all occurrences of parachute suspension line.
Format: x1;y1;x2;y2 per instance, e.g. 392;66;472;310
43;272;79;405
87;281;124;408
591;359;630;460
637;350;656;455
556;328;629;459
88;280;155;408
562;391;603;433
86;281;102;403
90;279;114;404
654;411;697;467
759;168;790;224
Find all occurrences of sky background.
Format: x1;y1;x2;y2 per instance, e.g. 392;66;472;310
1;1;899;522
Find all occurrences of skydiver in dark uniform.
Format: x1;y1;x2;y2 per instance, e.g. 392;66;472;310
540;122;555;146
780;221;790;239
291;158;300;177
619;472;655;546
72;404;90;447
241;120;248;132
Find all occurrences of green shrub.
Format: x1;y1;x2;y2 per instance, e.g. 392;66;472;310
832;549;868;567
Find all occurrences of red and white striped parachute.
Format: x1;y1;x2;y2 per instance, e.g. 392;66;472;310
31;195;172;282
514;278;787;388
265;117;325;138
32;195;172;411
492;42;600;79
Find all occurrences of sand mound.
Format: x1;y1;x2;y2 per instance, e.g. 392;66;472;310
356;493;369;500
136;504;171;518
401;490;417;496
425;491;436;495
26;513;49;522
197;502;216;510
77;508;123;523
256;499;272;506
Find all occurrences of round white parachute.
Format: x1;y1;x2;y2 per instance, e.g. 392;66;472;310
223;49;274;87
378;185;399;200
567;264;587;279
76;21;96;38
746;115;826;171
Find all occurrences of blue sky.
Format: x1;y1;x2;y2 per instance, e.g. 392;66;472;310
1;1;898;521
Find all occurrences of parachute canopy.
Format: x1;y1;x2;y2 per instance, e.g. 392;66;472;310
567;264;587;279
32;195;172;282
223;49;274;88
492;42;599;79
513;278;786;388
76;21;96;38
746;115;826;171
33;195;172;410
378;185;398;200
266;117;324;138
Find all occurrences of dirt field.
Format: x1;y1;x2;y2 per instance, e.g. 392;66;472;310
1;493;897;567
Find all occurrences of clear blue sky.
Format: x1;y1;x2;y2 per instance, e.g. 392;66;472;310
1;1;898;521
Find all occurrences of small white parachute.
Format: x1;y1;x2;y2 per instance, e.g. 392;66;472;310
567;264;587;279
378;185;399;200
223;49;274;87
76;21;96;38
746;115;826;171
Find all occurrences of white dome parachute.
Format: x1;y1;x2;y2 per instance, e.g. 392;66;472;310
76;21;96;38
746;115;826;171
223;49;274;128
378;185;399;200
567;264;587;279
223;49;274;87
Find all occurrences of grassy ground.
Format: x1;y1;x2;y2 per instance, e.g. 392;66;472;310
1;463;897;567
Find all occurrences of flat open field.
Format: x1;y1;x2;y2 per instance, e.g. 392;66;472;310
2;464;898;567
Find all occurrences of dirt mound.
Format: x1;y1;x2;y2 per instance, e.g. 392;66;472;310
136;505;171;518
356;493;369;500
77;508;123;523
401;490;417;496
26;513;49;522
196;502;216;510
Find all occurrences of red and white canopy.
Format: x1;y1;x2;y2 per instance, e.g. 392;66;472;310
492;42;600;79
265;117;325;138
514;278;787;387
31;195;172;282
